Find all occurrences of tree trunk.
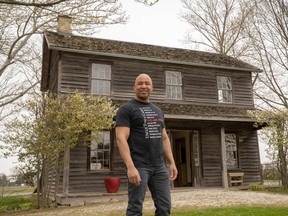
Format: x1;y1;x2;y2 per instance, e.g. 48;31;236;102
278;144;288;188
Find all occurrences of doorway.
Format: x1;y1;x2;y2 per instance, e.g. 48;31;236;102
170;130;201;187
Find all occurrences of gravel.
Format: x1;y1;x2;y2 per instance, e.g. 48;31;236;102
13;188;288;216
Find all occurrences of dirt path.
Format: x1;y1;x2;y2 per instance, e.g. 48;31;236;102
11;188;288;216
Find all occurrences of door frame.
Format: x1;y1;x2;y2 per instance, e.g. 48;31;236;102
168;130;202;187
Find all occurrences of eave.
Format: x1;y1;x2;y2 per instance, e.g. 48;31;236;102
165;114;255;123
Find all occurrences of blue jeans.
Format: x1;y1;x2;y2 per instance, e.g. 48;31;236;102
126;164;171;216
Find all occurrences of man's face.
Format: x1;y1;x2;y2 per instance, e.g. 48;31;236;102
134;74;153;102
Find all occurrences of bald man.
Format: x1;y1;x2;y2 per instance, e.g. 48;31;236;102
115;73;178;216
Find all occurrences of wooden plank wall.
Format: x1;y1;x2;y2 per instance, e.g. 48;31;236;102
49;51;60;93
183;67;218;104
239;130;261;184
68;139;127;193
201;126;223;187
58;53;254;109
59;54;90;94
113;59;166;100
232;72;254;107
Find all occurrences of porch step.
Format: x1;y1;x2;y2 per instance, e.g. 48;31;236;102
53;191;128;206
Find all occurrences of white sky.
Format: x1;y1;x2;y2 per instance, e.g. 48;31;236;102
0;0;270;176
95;0;190;48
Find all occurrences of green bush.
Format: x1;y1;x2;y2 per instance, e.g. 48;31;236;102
248;183;264;191
19;202;32;210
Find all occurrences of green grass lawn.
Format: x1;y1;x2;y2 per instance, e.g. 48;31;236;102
0;195;38;213
1;186;34;195
167;206;288;216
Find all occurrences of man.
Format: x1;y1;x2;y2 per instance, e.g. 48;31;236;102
115;73;178;216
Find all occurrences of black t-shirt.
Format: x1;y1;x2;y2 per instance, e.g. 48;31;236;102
116;99;165;168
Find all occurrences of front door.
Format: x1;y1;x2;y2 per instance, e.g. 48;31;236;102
172;130;201;187
175;137;187;187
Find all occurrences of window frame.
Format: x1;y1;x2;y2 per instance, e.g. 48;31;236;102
90;63;112;96
89;131;112;172
165;70;183;100
225;133;239;169
217;76;233;103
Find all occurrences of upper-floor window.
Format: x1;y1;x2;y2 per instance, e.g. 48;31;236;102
90;131;110;171
217;76;232;103
165;71;182;100
225;133;238;169
91;63;111;95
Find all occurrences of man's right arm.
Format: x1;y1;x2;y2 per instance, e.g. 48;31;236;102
115;126;141;186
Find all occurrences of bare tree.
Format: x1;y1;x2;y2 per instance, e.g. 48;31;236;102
247;0;288;188
247;0;288;110
0;0;128;121
180;0;254;58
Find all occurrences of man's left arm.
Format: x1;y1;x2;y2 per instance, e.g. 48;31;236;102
162;128;178;180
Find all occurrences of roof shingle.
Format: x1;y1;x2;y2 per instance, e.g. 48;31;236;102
44;31;261;71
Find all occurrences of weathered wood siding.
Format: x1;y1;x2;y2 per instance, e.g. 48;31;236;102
183;67;217;104
239;130;261;184
49;51;60;93
59;54;90;94
113;59;165;100
201;126;223;187
67;139;127;193
57;52;254;108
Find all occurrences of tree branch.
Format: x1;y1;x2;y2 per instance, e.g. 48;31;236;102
0;81;39;108
0;0;68;7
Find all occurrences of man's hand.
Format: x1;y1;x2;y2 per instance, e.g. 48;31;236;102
127;166;141;186
169;163;178;181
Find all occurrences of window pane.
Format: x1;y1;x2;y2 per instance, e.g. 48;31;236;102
217;76;232;103
91;63;111;95
218;90;232;103
166;85;183;100
90;131;111;171
226;134;238;168
92;64;111;80
217;76;224;89
217;76;232;90
91;80;111;95
166;71;182;100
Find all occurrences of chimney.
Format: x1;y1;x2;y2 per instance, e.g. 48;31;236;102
57;15;72;35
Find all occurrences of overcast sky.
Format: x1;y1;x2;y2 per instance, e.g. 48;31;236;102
0;0;270;176
96;0;190;48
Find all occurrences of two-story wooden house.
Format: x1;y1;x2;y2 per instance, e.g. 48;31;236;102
41;19;263;205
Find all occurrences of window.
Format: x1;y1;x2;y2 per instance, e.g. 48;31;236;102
90;131;110;171
225;133;238;168
193;131;200;167
91;63;111;95
217;76;232;103
165;71;182;100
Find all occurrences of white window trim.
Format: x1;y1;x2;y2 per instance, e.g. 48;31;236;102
90;131;111;171
91;63;111;96
165;70;183;100
217;76;233;103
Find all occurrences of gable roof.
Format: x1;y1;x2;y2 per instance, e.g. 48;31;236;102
43;31;261;72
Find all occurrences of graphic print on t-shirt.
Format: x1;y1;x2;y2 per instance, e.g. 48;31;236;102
139;106;163;139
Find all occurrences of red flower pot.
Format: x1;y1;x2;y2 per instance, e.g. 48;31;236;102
104;178;121;193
